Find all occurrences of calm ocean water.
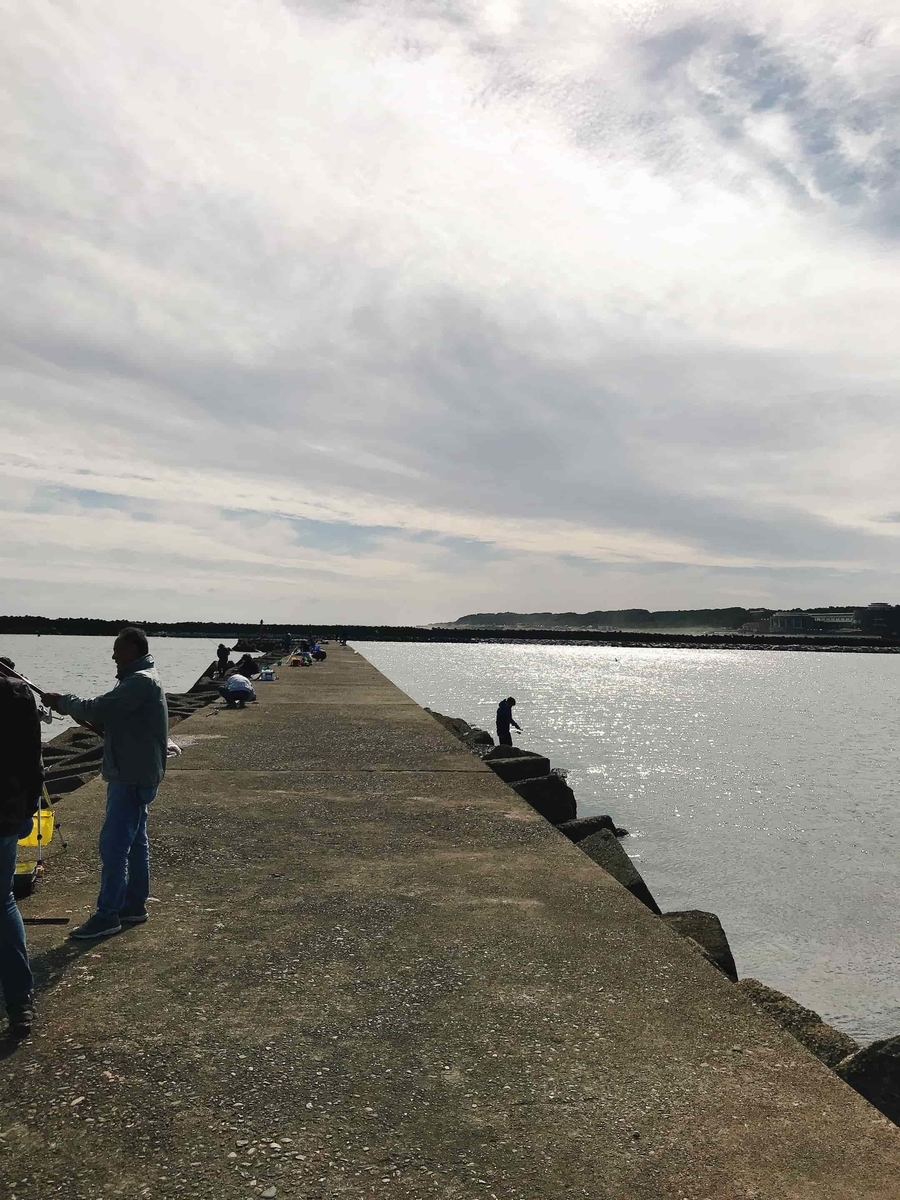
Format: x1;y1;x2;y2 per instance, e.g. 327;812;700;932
355;641;900;1045
0;635;228;741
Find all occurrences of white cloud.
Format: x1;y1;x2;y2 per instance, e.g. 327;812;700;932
3;0;900;620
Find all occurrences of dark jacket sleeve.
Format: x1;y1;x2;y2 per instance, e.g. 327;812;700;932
0;679;43;835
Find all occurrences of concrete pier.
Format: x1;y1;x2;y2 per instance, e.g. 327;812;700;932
2;645;898;1198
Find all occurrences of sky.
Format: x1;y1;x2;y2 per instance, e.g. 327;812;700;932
3;0;900;624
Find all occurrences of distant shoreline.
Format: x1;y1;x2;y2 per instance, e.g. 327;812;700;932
4;620;900;652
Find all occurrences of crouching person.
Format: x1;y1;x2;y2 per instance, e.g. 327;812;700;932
0;670;42;1035
42;627;168;941
220;673;256;709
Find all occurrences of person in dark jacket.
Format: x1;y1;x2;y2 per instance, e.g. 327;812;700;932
495;697;522;747
42;627;168;941
0;671;42;1036
0;657;53;726
215;644;231;678
227;654;261;679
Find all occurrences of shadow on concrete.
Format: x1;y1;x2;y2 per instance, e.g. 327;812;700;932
0;1035;27;1060
2;936;123;1056
30;938;94;996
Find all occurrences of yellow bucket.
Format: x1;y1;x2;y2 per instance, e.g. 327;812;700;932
18;808;55;849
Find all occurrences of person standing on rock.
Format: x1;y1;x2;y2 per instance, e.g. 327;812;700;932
41;627;168;941
215;644;231;678
0;668;43;1035
496;697;522;747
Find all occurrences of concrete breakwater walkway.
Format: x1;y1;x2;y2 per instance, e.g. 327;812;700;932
2;646;899;1198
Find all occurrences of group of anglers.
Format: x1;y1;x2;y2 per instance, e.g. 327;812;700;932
0;627;177;1037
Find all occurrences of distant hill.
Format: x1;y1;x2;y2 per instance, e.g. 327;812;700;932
448;608;771;632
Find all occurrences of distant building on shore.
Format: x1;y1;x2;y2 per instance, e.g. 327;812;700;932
769;611;821;633
743;603;900;636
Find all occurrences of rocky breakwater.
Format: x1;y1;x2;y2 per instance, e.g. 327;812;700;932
426;707;900;1129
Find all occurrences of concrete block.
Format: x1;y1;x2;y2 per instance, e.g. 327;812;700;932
837;1036;900;1126
738;979;860;1069
488;756;551;783
512;773;577;823
483;746;545;762
662;910;738;982
558;815;627;842
578;829;661;914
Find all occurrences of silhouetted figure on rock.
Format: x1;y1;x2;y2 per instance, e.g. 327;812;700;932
496;697;522;747
215;644;231;678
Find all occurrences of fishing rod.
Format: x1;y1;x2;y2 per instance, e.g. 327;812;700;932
0;659;62;722
0;658;47;699
0;659;98;732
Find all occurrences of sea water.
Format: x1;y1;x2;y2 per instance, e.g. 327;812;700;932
355;641;900;1045
0;634;228;741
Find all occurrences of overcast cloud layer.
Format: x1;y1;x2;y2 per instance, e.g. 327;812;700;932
3;0;900;622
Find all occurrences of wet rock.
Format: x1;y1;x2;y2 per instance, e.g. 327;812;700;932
557;815;627;842
836;1036;900;1126
427;710;475;737
737;979;860;1069
511;774;577;824
425;710;494;748
483;746;544;762
487;756;551;783
662;910;738;982
461;728;494;748
577;830;661;914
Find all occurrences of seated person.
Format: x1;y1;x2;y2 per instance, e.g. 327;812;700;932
224;655;260;679
219;673;257;709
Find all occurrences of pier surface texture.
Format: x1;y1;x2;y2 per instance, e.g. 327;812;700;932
2;646;898;1198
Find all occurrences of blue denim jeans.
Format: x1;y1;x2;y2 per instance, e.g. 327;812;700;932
0;818;35;1008
97;783;157;917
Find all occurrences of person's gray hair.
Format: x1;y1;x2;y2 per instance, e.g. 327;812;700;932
117;626;149;656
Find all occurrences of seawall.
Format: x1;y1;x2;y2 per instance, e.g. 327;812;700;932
2;645;898;1198
5;618;900;652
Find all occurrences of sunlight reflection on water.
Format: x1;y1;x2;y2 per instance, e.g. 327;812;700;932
357;641;900;1044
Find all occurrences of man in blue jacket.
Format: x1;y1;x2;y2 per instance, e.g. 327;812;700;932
43;627;168;941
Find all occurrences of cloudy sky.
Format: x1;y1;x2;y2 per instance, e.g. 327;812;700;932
3;0;900;623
